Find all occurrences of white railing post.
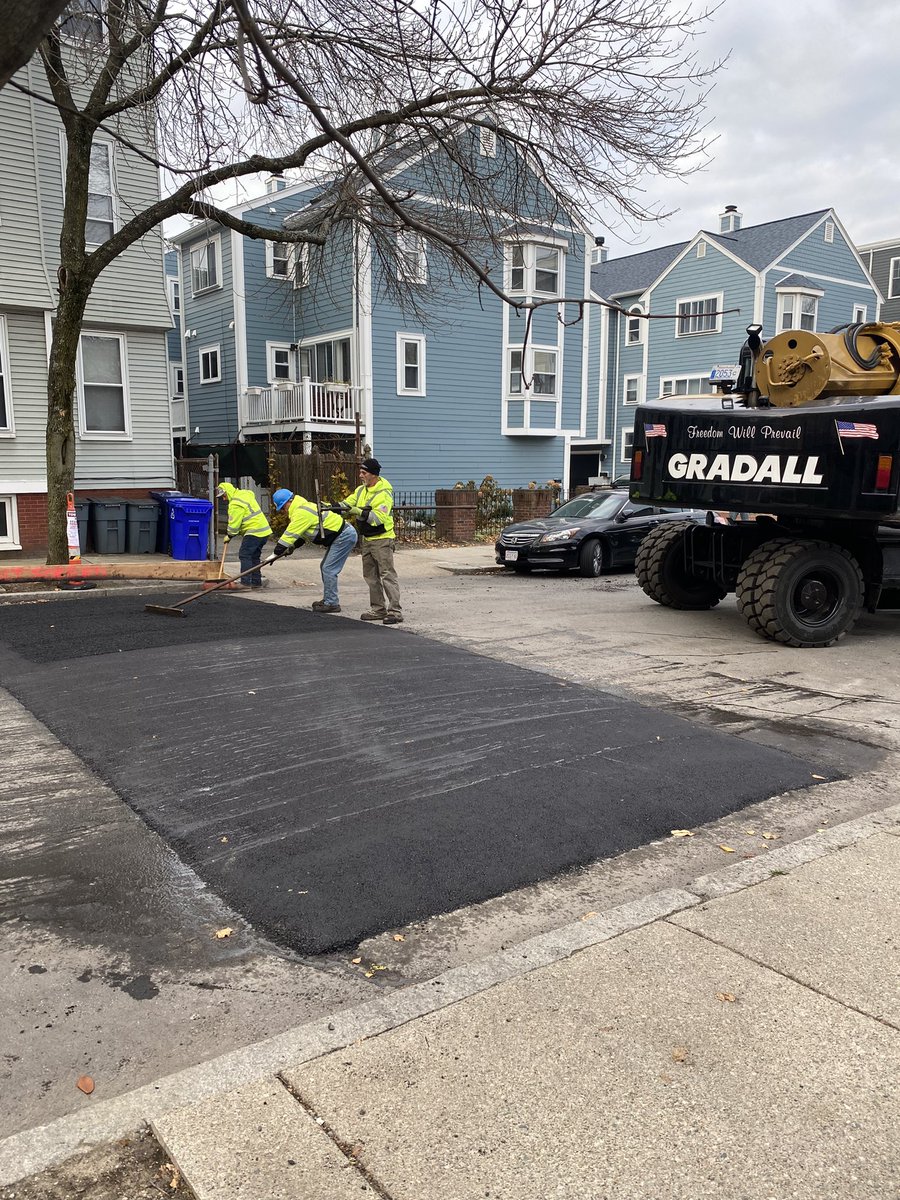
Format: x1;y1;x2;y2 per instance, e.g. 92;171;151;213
301;376;311;422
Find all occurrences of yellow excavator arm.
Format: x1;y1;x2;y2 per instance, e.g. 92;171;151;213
754;321;900;407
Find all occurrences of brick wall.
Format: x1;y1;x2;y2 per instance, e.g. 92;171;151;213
2;489;163;556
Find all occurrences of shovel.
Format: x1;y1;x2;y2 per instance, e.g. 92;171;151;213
145;555;277;617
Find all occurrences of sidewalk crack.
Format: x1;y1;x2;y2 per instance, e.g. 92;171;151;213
276;1073;398;1199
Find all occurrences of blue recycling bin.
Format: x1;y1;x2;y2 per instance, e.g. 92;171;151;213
126;501;159;554
169;497;213;561
150;490;186;553
88;497;127;555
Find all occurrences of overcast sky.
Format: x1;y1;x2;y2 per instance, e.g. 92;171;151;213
596;0;898;258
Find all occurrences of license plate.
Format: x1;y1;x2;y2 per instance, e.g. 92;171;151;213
505;549;518;562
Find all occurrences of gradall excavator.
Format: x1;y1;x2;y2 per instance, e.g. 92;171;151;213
629;321;900;646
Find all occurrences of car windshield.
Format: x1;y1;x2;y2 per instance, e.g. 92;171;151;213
550;493;624;520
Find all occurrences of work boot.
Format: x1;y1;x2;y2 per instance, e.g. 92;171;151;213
311;600;327;610
316;603;341;614
382;614;404;625
360;611;385;621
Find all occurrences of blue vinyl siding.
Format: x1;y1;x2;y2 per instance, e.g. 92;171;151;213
764;225;876;335
180;232;237;443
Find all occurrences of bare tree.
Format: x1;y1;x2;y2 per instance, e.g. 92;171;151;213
13;0;718;561
0;0;71;89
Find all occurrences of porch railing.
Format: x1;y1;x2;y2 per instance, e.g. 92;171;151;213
242;379;364;428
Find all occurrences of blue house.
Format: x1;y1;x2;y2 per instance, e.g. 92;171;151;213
580;207;883;489
172;131;595;492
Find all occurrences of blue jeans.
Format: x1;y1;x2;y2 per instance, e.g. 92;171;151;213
239;534;269;586
320;523;357;605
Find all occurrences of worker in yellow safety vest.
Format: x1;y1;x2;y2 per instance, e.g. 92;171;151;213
333;457;402;625
271;489;358;614
217;482;273;588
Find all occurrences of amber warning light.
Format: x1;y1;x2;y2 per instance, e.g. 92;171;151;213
875;455;893;491
631;449;644;481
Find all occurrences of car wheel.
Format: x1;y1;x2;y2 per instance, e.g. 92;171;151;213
735;538;862;647
577;538;605;578
635;522;722;609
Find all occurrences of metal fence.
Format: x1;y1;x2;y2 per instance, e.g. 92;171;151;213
392;488;568;544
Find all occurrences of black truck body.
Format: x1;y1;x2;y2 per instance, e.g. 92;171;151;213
629;394;900;646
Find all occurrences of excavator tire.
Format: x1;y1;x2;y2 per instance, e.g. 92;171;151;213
735;538;863;647
635;521;723;610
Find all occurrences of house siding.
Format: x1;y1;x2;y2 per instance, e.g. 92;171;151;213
766;221;874;333
861;243;898;321
0;310;52;480
180;232;238;443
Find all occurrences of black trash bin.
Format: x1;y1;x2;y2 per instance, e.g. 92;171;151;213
126;501;159;554
149;490;186;553
89;497;128;555
74;499;91;555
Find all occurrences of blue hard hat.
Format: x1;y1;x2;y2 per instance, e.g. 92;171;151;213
272;488;293;511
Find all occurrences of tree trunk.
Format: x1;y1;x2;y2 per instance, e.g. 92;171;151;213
45;279;90;564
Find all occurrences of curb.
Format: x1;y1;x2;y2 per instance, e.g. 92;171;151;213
2;801;897;1186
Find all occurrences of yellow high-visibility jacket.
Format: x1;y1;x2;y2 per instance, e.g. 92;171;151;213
219;483;272;539
342;478;394;540
278;496;345;549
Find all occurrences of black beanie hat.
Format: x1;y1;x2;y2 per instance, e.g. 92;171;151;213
361;457;381;475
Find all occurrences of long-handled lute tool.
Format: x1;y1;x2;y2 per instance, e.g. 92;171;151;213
145;555;277;617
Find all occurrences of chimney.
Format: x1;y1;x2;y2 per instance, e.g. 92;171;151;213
592;235;608;264
266;174;287;194
719;205;742;234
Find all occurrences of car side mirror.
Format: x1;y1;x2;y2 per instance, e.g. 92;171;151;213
615;512;628;523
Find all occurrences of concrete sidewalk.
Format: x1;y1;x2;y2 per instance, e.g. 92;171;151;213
3;804;898;1198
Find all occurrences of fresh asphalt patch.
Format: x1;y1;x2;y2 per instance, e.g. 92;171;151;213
0;594;839;954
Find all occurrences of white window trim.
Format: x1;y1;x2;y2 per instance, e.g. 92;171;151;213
396;231;428;285
167;277;180;318
293;243;309;289
621;428;634;461
190;235;222;296
85;141;116;247
625;305;644;346
775;288;821;332
675;292;723;337
506;344;559;400
889;257;900;300
297;329;354;383
76;331;131;440
504;240;566;299
0;495;21;550
199;343;222;384
622;374;644;406
265;239;292;281
169;362;184;398
266;341;294;384
659;373;709;398
59;0;106;44
0;315;15;437
852;304;868;324
396;333;426;396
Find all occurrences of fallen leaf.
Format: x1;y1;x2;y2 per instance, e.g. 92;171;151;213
671;1046;690;1064
670;829;694;838
743;829;756;835
76;1075;94;1094
718;844;735;853
811;773;826;780
351;957;362;965
392;934;405;942
162;1163;181;1190
581;910;598;920
214;927;233;939
716;991;737;1003
761;832;780;840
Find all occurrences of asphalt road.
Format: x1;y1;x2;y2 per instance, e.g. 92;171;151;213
0;591;835;955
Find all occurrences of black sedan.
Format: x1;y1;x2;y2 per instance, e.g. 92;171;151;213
495;490;709;577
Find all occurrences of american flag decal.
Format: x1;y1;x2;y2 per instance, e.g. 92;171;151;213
644;423;667;438
836;420;878;440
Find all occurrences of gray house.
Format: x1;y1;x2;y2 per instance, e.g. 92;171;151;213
858;238;900;323
578;207;883;489
0;57;174;553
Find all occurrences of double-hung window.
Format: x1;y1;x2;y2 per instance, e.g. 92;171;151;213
777;290;819;332
168;278;180;317
623;375;643;406
676;294;721;336
506;243;562;297
77;332;129;436
508;346;558;397
626;306;644;345
621;429;634;461
60;0;105;43
86;143;115;245
889;257;900;300
397;231;427;284
191;237;220;294
0;315;13;435
267;343;293;383
660;375;708;398
200;345;221;383
266;240;291;280
396;334;426;396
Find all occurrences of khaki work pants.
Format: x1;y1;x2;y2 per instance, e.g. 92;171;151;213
360;537;401;617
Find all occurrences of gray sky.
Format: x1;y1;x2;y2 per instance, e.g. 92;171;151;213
597;0;898;258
